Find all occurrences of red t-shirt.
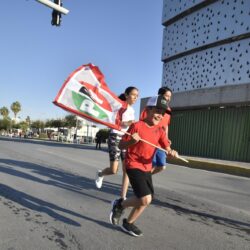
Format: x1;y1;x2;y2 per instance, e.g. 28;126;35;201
122;121;170;172
159;111;171;128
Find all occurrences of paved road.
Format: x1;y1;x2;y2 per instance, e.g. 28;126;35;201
0;139;249;250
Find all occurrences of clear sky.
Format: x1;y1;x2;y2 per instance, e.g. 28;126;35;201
0;0;163;122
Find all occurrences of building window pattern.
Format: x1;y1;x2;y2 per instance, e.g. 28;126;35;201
162;0;205;23
162;0;250;59
163;39;250;92
162;0;250;93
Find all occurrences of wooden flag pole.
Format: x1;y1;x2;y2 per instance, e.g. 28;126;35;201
125;131;189;163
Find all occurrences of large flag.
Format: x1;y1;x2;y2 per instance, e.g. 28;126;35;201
53;63;126;130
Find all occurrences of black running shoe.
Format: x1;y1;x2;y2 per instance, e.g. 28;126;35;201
121;219;143;237
109;198;124;225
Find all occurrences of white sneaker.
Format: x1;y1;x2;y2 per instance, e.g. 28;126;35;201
95;170;104;189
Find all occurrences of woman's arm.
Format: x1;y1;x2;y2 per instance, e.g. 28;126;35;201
121;120;135;127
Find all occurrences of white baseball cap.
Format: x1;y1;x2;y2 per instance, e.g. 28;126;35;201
146;95;169;112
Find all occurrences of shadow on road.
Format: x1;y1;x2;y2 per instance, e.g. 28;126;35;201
0;158;121;200
0;183;117;231
153;196;250;235
0;183;82;226
0;158;125;230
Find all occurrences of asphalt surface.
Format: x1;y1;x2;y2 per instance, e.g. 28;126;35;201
0;137;250;250
2;136;250;178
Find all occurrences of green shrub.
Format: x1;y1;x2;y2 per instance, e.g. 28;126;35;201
39;133;48;139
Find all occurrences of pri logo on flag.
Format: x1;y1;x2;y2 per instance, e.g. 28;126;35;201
53;64;126;130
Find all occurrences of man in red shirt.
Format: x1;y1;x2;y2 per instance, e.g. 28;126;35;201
109;95;178;237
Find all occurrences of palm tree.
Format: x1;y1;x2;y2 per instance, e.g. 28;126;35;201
11;101;21;119
0;106;9;119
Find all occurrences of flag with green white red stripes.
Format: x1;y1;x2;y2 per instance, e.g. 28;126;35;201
53;63;126;130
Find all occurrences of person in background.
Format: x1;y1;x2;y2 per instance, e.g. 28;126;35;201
95;131;102;150
95;86;139;201
151;87;172;175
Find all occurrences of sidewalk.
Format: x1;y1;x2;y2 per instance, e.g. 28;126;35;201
168;155;250;178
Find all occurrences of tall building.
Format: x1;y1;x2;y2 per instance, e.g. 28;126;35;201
161;0;250;162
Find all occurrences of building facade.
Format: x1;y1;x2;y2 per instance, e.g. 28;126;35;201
161;0;250;162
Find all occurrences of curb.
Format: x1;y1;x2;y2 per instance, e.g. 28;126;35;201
168;157;250;178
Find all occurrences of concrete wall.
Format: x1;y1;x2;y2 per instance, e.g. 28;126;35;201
171;83;250;110
141;82;250;111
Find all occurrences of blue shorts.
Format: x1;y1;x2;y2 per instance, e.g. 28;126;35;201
152;149;167;168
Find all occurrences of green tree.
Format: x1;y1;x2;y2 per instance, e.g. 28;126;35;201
12;122;20;129
11;101;21;119
45;119;52;128
64;115;77;128
26;116;31;128
97;128;109;142
0;119;11;130
0;106;9;119
51;119;65;129
31;120;45;133
18;121;29;132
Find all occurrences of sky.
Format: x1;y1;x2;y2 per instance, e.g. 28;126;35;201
0;0;164;122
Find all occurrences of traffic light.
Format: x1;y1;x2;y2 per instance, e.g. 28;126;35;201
51;0;62;26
